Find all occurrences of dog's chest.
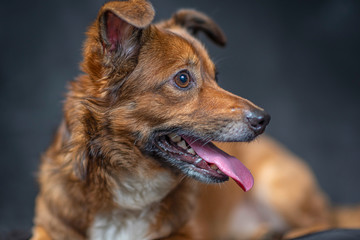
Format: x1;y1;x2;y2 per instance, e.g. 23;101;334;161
112;170;176;209
89;209;155;240
89;171;176;240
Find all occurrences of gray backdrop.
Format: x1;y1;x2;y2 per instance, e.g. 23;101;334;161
0;0;359;232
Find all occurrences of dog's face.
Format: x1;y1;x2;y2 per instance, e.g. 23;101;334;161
78;1;269;191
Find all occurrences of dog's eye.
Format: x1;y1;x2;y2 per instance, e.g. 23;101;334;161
174;71;191;88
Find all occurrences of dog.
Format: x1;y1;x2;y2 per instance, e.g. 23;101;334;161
32;1;360;239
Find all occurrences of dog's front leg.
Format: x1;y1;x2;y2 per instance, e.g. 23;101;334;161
161;234;194;240
160;224;199;240
31;226;52;240
148;180;201;240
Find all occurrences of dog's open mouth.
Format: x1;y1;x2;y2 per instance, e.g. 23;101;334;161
154;133;254;191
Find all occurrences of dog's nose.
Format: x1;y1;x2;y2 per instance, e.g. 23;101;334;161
246;109;271;135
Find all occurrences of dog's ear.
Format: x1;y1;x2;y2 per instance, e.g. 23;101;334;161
97;0;155;53
168;9;226;47
82;0;154;82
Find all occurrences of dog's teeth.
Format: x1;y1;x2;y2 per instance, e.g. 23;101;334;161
210;164;218;170
177;140;187;150
168;133;181;143
194;158;203;165
217;169;223;174
187;148;196;155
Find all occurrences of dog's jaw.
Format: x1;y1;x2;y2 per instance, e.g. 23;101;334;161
146;128;257;191
151;133;229;182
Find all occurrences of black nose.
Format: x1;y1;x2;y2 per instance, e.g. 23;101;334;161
246;109;271;135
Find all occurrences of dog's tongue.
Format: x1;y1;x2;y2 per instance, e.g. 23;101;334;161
183;136;254;192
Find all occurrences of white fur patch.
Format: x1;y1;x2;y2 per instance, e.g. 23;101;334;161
89;170;176;240
90;209;153;240
90;205;172;240
112;170;176;210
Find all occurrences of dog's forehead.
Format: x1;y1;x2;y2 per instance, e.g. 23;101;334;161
143;25;216;75
170;27;215;68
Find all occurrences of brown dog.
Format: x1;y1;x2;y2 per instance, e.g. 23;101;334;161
32;1;360;239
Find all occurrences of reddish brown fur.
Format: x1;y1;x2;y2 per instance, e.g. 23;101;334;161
32;1;360;240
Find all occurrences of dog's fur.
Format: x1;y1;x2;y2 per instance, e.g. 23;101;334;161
32;1;360;239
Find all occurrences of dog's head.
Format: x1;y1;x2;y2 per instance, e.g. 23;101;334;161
72;0;270;191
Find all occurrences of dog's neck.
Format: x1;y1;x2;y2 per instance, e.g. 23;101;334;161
111;167;179;210
57;118;181;208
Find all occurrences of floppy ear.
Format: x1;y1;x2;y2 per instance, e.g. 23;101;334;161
81;0;154;81
97;0;155;53
168;9;226;47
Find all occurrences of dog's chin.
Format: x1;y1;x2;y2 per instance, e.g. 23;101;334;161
146;129;258;184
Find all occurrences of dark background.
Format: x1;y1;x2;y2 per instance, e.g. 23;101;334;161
0;0;359;233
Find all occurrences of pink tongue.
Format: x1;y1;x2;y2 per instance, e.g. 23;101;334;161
182;136;254;192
